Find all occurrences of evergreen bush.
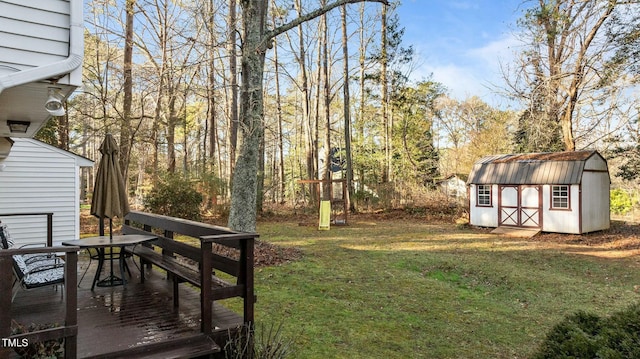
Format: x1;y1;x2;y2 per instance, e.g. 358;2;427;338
143;174;203;220
532;303;640;358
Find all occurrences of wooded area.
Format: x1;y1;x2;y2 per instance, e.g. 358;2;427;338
36;0;640;230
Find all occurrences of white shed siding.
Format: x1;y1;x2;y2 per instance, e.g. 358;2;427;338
0;138;92;246
541;184;581;234
0;1;71;71
469;184;499;227
582;172;610;233
469;151;610;234
581;153;610;233
584;153;608;171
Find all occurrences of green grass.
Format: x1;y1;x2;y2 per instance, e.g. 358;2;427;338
246;219;640;358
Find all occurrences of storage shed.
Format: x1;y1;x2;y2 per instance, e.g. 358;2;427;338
0;138;93;246
467;151;610;234
436;174;468;199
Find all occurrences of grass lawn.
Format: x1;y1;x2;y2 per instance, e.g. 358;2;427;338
245;218;640;358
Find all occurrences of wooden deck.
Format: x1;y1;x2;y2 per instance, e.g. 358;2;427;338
9;256;243;358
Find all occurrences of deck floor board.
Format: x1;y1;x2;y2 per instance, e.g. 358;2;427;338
10;256;241;358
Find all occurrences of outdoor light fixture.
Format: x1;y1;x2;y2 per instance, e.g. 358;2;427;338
6;120;30;134
44;88;65;116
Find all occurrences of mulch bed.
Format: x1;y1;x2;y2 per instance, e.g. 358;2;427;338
535;220;640;250
252;240;303;267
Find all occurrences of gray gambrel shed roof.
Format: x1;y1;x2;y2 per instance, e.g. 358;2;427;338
468;150;607;185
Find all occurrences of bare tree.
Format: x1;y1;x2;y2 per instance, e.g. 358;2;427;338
228;0;388;232
342;5;354;212
120;0;135;181
380;3;390;181
507;0;623;151
228;0;239;179
271;1;286;204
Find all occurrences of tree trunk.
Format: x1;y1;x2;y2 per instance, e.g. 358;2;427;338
257;126;265;213
228;0;239;179
57;113;69;150
272;5;286;204
120;0;135;182
228;0;267;232
357;2;366;193
380;3;390;182
167;84;177;173
342;5;354;212
294;0;318;205
321;3;332;200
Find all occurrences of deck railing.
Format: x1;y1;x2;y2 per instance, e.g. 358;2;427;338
122;211;257;337
0;246;79;358
0;212;53;246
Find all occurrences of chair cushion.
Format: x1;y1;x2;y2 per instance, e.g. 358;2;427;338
23;255;63;273
0;223;14;249
13;254;27;274
13;254;65;279
21;265;65;288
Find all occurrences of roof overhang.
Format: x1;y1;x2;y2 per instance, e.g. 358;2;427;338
0;83;76;138
468;151;605;185
0;0;83;139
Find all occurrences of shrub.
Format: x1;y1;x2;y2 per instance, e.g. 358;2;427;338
531;303;640;358
224;323;293;359
610;189;634;215
143;174;203;220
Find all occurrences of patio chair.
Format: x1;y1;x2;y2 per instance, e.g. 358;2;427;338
1;222;65;301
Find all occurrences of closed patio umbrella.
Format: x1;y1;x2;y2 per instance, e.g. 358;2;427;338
89;133;130;286
91;133;130;236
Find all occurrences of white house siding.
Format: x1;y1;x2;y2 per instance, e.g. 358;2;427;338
0;138;92;246
469;184;499;227
0;0;81;88
0;1;70;71
541;184;581;234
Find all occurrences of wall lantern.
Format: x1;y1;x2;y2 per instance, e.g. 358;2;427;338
6;120;30;134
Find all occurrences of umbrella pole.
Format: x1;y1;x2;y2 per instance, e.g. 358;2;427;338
98;218;124;287
109;219;115;284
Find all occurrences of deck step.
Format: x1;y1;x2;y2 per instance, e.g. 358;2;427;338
491;226;541;238
85;334;221;359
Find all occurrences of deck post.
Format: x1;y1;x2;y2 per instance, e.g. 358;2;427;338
64;251;78;358
241;236;255;326
200;240;213;334
46;213;53;247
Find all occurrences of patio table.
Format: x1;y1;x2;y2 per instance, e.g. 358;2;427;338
62;234;156;290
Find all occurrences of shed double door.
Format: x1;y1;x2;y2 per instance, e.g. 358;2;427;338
499;185;542;228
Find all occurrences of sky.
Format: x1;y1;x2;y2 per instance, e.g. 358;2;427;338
396;0;528;108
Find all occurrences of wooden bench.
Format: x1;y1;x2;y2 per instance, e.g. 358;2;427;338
121;211;258;335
